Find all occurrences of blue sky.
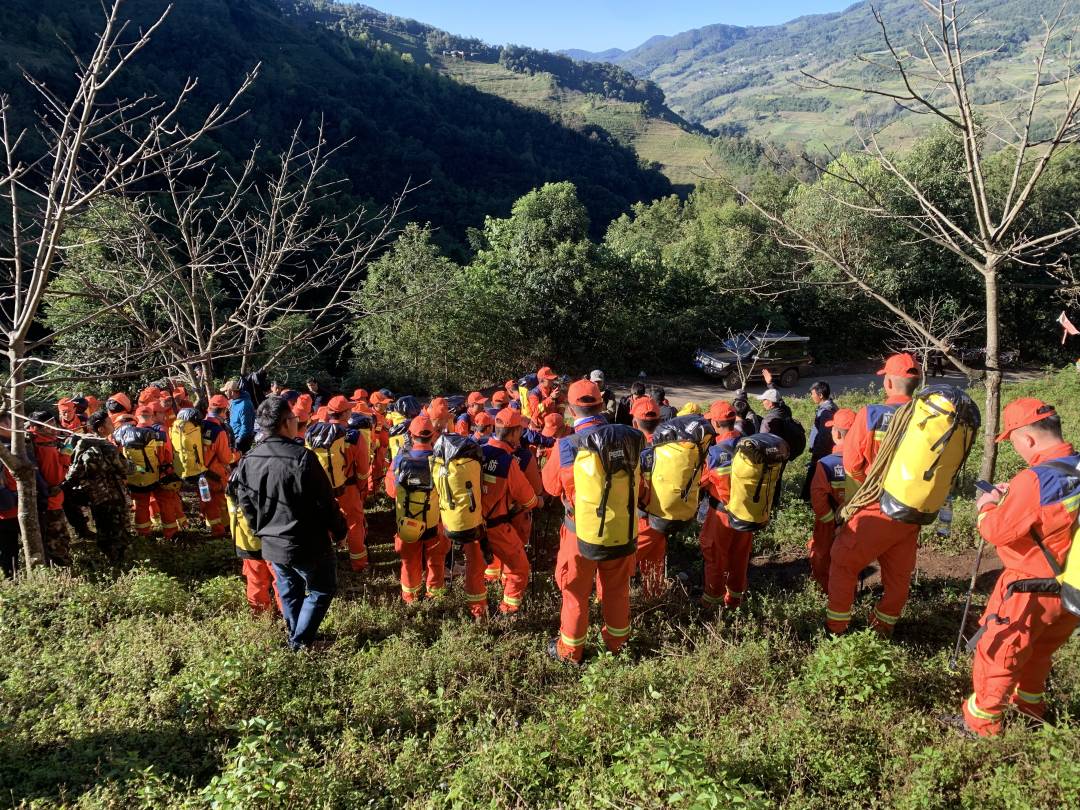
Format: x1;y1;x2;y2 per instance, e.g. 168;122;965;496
361;1;856;51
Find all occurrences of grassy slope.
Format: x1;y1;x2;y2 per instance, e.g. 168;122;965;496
438;57;714;189
4;370;1080;807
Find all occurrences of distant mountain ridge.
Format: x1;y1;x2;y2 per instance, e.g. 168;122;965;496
562;0;1070;148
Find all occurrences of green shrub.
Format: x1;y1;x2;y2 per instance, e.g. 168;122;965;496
799;629;901;707
110;568;189;616
195;577;248;616
197;717;303;809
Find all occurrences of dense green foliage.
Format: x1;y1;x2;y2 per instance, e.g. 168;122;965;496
0;0;672;251
350;128;1079;393
5;370;1080;807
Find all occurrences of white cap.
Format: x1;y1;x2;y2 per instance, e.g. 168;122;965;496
756;388;781;404
589;369;605;383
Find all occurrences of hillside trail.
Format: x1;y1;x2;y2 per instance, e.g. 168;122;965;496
748;543;1000;595
612;368;1043;409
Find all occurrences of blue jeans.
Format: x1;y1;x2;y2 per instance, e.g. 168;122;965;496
271;553;337;650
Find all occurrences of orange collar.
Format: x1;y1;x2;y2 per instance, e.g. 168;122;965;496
1029;442;1076;466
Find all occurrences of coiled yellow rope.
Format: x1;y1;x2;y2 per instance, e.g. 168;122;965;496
839;399;916;524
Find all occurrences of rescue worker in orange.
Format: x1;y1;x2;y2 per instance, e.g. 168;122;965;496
486;390;510;417
350;398;380;502
199;395;234;538
325;395;370;571
384;416;450;603
149;400;186;532
455;392;489;437
961;399;1080;735
425;397;453;435
698;400;753;609
474;408;537;614
631;397;669;598
485;410;544;582
368;390;393;498
527;367;560;429
472;411;495;443
807;408;855;593
131;405;182;540
105;392;133;427
28;413;72;567
293;394;313;434
826;353;920;635
57;398;85;434
543;379;637;662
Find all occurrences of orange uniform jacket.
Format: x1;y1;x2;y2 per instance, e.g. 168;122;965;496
482;438;538;519
700;429;741;506
347;429;371;490
528;385;560;428
843;395;911;484
977;442;1079;578
201;417;233;481
32;434;66;510
810;443;846;523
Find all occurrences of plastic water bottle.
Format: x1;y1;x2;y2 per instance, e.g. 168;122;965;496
198;474;212;503
936;495;954;538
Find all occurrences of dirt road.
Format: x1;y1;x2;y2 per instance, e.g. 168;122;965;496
613;369;1042;410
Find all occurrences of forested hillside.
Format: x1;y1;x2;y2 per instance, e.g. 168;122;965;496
0;0;672;250
289;1;761;189
569;0;1074;149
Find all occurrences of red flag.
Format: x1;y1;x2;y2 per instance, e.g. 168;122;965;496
1059;311;1079;344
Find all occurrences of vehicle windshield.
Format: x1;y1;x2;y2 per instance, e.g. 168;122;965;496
722;336;755;356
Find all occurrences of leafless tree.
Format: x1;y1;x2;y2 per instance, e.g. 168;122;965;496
65;125;413;398
873;295;980;380
717;0;1080;480
706;323;787;391
0;0;254;569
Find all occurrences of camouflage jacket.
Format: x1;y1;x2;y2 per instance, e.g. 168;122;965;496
64;436;130;507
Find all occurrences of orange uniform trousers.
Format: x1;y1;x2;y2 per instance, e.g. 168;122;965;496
485;511;535;583
635;518;667;600
200;481;227;538
826;504;920;634
460;539;490;619
807;518;837;593
336;485;368;571
699;506;753;607
132;489;181;539
554;526;634;663
963;570;1080;735
394;529;450;602
241;559;282;614
485;523;530;612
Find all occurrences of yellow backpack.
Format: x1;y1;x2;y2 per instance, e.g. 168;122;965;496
644;415;714;531
394;453;440;543
879;385;980;524
305;422;350;489
431;434;483;541
727;433;790;531
170;408;207;480
571;424;645;558
517;374;538;419
115;424;164;490
388;422;412;462
225;468;261;556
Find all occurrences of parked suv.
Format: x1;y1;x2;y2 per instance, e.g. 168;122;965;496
693;331;813;391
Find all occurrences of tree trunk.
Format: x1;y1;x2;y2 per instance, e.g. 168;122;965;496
6;341;46;570
199;359;214;401
979;265;1002;483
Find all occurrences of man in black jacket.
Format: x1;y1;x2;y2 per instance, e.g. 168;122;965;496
233;396;347;651
801;380;838;501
